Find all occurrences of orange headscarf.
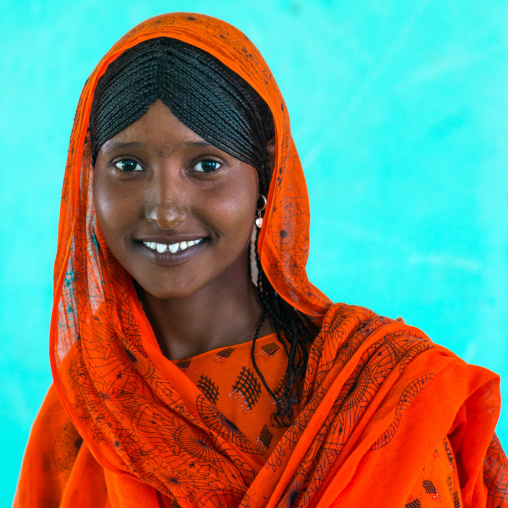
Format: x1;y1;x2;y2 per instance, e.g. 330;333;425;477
15;13;507;508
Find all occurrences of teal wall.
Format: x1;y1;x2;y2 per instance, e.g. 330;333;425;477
2;0;507;502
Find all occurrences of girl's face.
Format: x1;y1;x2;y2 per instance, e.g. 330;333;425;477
93;100;260;300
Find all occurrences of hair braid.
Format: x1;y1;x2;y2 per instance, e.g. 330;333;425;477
252;228;318;425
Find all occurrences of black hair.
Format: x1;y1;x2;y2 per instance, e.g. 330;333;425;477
89;37;318;425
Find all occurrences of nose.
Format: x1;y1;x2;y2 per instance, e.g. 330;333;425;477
145;167;189;230
146;201;187;230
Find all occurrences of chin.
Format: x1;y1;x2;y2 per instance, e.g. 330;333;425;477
143;287;199;300
134;273;209;301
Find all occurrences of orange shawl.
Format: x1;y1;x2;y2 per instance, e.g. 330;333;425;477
15;13;507;508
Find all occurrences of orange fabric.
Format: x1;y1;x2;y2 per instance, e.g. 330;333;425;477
15;12;507;508
170;333;288;460
405;437;463;506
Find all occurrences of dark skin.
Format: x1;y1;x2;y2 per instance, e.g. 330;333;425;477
94;100;275;360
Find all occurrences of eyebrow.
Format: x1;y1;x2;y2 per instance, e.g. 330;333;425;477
183;141;213;148
101;140;213;152
102;141;145;152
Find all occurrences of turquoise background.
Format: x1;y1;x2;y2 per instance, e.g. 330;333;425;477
2;0;507;503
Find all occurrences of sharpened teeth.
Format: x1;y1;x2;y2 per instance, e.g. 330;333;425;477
143;238;203;254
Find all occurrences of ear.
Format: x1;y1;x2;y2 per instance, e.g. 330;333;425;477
267;137;276;171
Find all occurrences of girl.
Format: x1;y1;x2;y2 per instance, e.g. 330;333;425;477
15;13;507;507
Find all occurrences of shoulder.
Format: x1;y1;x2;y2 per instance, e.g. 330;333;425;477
312;302;436;369
309;302;500;420
15;384;84;506
23;384;81;463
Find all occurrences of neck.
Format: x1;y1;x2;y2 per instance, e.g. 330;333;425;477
139;256;273;360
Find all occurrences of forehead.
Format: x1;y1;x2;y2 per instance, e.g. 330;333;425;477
100;100;209;154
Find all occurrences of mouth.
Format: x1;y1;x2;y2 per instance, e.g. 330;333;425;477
136;237;207;267
142;238;204;254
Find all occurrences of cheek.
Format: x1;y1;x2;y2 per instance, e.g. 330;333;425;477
92;172;140;242
206;172;258;236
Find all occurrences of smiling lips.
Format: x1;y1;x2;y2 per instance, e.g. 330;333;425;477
142;238;204;254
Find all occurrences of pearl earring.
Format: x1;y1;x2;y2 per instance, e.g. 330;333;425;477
255;195;267;229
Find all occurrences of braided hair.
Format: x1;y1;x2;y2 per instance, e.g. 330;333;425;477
89;37;318;425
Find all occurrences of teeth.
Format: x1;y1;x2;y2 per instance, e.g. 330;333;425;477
143;238;203;254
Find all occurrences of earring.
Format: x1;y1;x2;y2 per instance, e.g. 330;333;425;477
255;212;263;229
255;195;267;229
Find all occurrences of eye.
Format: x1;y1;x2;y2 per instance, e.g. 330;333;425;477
192;159;222;173
113;159;143;172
